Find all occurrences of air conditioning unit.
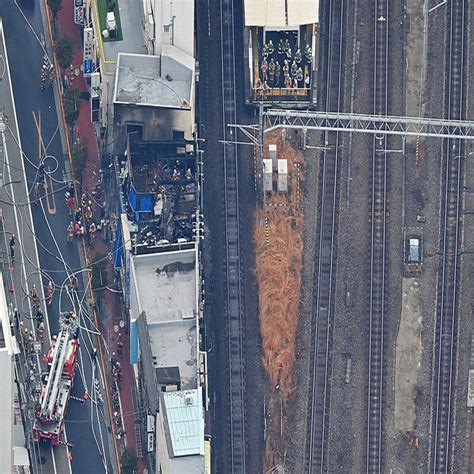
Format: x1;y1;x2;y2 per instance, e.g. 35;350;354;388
184;392;193;405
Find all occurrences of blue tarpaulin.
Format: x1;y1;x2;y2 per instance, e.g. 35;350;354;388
113;220;123;269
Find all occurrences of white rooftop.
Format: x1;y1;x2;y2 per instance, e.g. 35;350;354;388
163;388;204;457
114;49;194;109
132;249;198;389
244;0;318;26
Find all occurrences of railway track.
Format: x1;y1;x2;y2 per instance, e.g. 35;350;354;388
306;0;345;471
430;0;466;471
219;0;246;471
366;1;389;472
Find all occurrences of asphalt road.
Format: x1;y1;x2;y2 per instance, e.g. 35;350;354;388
0;1;112;472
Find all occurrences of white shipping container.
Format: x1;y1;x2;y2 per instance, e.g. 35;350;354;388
277;159;288;192
263;159;273;192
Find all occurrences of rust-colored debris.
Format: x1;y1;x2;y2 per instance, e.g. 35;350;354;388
254;132;304;470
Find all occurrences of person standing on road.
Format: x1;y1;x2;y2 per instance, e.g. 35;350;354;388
37;321;45;343
117;334;124;357
88;222;96;246
66;192;74;214
34;182;41;205
9;234;15;261
36;308;44;329
47;281;54;305
38;162;45;186
67;222;74;243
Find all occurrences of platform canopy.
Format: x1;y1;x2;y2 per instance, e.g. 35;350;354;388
244;0;318;27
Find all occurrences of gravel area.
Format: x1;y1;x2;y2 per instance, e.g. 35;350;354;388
286;129;321;472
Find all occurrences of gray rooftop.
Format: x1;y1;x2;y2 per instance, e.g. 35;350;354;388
114;48;194;109
132;249;198;389
103;0;147;63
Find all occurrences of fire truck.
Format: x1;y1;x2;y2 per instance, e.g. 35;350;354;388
33;312;79;445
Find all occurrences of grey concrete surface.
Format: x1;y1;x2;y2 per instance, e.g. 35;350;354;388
394;278;422;433
0;18;71;474
0;3;113;472
405;0;425;120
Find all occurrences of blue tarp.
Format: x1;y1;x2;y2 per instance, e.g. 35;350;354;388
139;194;153;212
130;320;138;364
113;220;123;269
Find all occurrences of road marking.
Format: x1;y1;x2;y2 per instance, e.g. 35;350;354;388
43;167;57;214
32;111;56;214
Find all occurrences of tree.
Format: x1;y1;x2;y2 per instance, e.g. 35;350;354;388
72;137;88;181
91;252;108;303
47;0;63;18
120;447;138;474
63;86;81;127
55;35;74;69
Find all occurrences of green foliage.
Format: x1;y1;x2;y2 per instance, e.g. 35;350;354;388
72;137;88;182
120;447;138;474
63;86;81;127
91;253;108;302
47;0;63;16
55;35;74;69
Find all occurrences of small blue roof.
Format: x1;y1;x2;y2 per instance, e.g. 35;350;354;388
163;388;204;457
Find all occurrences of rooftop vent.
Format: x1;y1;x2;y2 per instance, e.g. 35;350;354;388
184;392;193;405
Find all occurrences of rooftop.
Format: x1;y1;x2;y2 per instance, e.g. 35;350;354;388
114;49;194;109
161;388;205;457
244;0;319;27
102;0;147;62
132;249;198;390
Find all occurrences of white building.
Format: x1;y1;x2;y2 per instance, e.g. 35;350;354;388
143;0;195;57
0;274;29;472
156;389;205;473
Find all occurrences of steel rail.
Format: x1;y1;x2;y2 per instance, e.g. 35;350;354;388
430;0;465;471
306;0;344;471
219;0;246;471
366;1;389;472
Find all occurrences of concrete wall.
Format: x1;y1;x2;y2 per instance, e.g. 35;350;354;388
156;409;173;473
150;0;195;58
113;103;193;155
0;349;13;471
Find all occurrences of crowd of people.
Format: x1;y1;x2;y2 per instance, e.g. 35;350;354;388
66;189;99;247
110;333;125;439
256;37;313;95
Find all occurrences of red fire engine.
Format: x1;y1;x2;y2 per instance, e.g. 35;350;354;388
33;312;79;445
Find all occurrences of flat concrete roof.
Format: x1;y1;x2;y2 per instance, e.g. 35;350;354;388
133;249;198;389
103;0;147;62
244;0;318;26
114;49;193;109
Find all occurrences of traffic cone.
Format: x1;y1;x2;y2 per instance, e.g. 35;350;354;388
8;281;14;293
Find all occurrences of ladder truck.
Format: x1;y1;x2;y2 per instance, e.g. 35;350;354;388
33;312;79;445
